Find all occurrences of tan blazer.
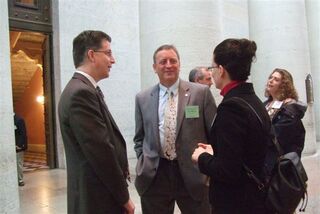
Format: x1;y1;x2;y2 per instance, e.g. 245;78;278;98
134;79;217;201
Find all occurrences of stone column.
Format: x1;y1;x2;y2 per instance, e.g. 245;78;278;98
249;0;317;154
0;0;20;213
53;0;140;159
139;0;249;104
306;0;320;141
139;0;220;89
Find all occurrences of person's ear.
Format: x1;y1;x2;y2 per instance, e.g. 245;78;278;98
220;65;230;80
218;65;225;77
153;64;157;73
87;49;95;62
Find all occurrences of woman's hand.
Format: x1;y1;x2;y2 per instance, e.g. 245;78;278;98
192;147;206;163
192;143;214;163
197;143;213;155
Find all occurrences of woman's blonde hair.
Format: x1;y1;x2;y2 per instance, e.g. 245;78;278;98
265;68;298;101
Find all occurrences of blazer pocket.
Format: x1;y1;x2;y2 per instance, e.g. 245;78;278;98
136;154;144;176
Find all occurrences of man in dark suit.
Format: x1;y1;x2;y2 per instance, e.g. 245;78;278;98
58;30;135;214
134;44;217;214
14;113;28;186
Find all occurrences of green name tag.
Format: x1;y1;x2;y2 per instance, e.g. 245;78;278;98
185;105;199;118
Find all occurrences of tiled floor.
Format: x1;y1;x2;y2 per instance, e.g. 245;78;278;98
23;151;48;172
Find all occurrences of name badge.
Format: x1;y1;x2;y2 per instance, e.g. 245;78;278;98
185;105;199;118
272;101;283;109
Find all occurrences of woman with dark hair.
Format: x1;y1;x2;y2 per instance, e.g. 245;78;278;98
265;68;307;157
192;38;271;213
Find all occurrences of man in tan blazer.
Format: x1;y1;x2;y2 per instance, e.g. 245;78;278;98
134;44;217;214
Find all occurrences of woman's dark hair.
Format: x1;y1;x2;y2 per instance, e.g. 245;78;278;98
265;68;299;101
73;30;111;68
213;38;257;81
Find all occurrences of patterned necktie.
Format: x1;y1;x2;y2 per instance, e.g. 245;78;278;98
163;90;177;160
96;86;104;99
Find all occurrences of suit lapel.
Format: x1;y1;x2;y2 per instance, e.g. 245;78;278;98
73;73;124;142
176;80;190;137
100;99;122;133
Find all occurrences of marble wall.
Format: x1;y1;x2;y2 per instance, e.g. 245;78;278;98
0;1;20;213
139;0;249;104
306;0;320;141
52;0;141;160
0;4;319;211
249;0;317;154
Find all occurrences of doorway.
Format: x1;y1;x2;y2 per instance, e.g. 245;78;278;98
10;30;56;169
8;0;56;169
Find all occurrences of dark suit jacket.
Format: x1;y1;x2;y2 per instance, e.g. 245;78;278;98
58;73;129;214
134;79;217;201
14;114;28;152
198;83;271;213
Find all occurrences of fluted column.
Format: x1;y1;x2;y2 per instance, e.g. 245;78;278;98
306;0;320;141
0;0;20;213
249;0;317;155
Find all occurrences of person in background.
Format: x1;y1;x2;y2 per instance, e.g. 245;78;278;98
264;68;307;157
58;30;134;214
192;38;271;214
189;66;213;88
14;113;28;187
134;44;216;214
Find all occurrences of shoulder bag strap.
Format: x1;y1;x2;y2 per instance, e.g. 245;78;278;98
230;97;280;190
231;97;281;153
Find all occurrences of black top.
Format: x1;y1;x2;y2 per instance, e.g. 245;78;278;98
14;114;28;152
264;100;307;157
198;83;271;213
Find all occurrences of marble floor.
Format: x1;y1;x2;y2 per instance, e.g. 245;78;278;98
18;169;145;214
19;169;68;214
19;153;320;214
18;159;179;214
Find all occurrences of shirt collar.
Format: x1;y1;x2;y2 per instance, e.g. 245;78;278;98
220;80;244;96
75;70;97;88
159;79;180;97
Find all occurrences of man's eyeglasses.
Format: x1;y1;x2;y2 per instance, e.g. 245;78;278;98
93;50;113;57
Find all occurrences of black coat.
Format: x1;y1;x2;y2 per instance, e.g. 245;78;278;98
265;100;307;157
14;114;28;152
198;83;271;214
